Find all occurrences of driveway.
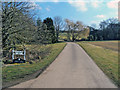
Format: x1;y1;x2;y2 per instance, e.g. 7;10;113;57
11;42;117;88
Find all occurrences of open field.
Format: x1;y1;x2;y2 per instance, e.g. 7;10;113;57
59;33;68;41
87;41;119;52
59;32;80;41
2;43;66;88
77;41;119;86
59;31;90;41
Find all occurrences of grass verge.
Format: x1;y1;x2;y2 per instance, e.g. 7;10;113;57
77;42;119;87
2;42;66;88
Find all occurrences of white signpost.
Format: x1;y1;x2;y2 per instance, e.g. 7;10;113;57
12;48;26;62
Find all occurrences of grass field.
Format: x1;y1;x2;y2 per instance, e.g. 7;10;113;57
59;32;78;41
87;41;119;52
59;32;88;41
2;43;66;87
77;41;119;86
59;33;68;41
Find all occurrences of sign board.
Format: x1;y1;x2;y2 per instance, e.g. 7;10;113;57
14;51;24;55
12;49;26;63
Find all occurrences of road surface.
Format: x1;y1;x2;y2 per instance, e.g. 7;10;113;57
11;42;117;88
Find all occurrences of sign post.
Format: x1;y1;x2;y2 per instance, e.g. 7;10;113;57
12;49;14;60
24;48;26;60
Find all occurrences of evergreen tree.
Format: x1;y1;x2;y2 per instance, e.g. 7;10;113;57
43;17;56;43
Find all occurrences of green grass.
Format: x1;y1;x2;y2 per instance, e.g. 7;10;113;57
2;43;66;83
87;41;119;52
59;32;88;41
77;42;119;86
59;33;68;40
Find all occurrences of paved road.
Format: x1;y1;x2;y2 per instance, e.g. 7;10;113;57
11;42;117;88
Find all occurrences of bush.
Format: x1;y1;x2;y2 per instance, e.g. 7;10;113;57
3;60;12;64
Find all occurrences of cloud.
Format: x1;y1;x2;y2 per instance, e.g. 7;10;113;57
68;0;87;12
52;0;59;2
30;2;42;10
96;15;106;18
91;2;99;8
67;0;104;12
30;0;104;12
90;21;98;24
115;16;118;19
90;20;100;28
107;0;119;9
28;0;59;2
116;11;118;16
38;7;42;10
91;1;103;8
46;8;50;11
90;21;99;25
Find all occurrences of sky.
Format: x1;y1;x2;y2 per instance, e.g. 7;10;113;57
30;0;119;28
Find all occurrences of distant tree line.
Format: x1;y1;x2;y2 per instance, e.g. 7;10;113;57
59;18;120;41
88;18;120;41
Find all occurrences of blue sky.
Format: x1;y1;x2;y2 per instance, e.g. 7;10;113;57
31;0;118;28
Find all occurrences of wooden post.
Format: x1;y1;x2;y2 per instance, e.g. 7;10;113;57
12;48;14;62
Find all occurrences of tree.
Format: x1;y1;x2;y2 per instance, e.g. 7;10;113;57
65;19;85;41
99;18;119;40
54;16;63;42
41;23;48;43
43;17;56;43
2;2;36;49
35;18;49;44
88;18;120;41
65;19;71;41
35;18;43;43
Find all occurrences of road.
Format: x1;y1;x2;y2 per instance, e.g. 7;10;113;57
11;42;117;88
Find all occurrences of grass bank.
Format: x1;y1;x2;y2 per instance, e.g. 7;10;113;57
77;42;119;86
2;42;66;88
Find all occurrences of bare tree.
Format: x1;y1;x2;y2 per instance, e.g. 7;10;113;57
99;18;119;40
2;2;36;48
65;19;84;41
65;19;71;41
54;16;63;42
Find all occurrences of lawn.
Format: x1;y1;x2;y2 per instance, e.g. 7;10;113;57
87;41;119;52
2;42;66;88
77;41;119;86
